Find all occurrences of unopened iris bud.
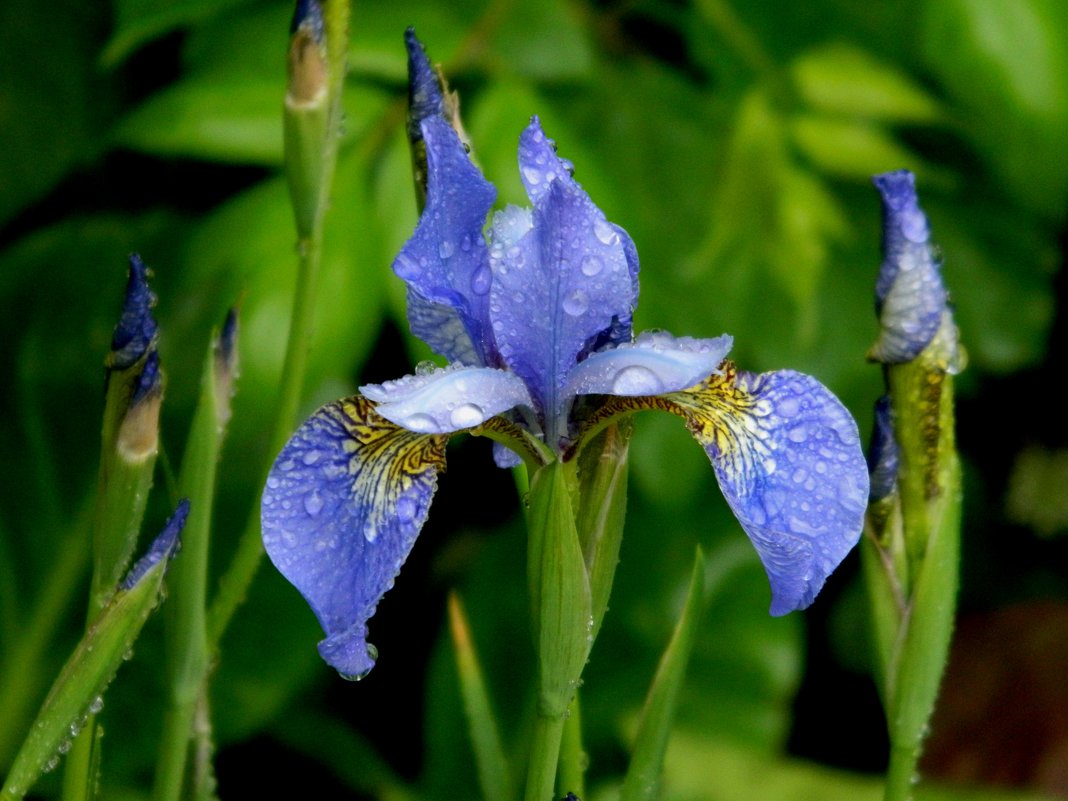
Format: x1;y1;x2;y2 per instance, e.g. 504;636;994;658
213;308;240;427
121;499;188;590
109;253;157;371
108;254;162;463
870;170;955;366
405;27;473;211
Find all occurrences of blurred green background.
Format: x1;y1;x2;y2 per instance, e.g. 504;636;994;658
1;0;1066;799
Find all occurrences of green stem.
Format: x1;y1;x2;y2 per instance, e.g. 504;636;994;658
207;233;322;645
884;744;918;801
525;713;566;801
207;0;349;646
558;695;585;800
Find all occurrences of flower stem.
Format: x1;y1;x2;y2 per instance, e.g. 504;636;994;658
525;712;567;801
558;695;585;800
206;0;349;648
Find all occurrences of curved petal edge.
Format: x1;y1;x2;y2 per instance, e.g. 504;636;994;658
667;366;869;614
261;396;447;678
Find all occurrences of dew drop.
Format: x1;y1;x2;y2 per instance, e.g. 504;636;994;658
89;696;104;715
611;365;663;395
450;403;485;428
302;450;321;466
580;255;604;276
303;490;324;517
460;234;472;251
279;459;295;472
594;219;619;246
778;396;801;417
43;755;60;774
415;360;437;376
394;253;420;279
401;413;438;433
58;739;72;755
396;496;417;523
563;289;588;317
439;240;454;259
471;265;492;295
266;476;281;490
787;424;808;443
363;522;379;543
522;166;541;185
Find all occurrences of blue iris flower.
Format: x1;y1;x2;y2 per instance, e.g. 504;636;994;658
262;31;869;679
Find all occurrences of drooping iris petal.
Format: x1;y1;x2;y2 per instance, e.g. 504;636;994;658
564;331;733;399
262;396;447;678
489;118;636;431
870;170;947;364
360;363;534;435
669;366;868;614
393;115;497;366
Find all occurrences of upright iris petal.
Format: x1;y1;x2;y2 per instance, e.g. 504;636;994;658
488;120;636;441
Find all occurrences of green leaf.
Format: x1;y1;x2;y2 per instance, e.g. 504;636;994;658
922;0;1068;217
114;77;287;165
526;461;591;718
658;735;1055;801
789;114;931;181
575;422;633;643
620;548;705;801
102;0;254;66
448;593;513;801
791;44;944;124
1;516;180;800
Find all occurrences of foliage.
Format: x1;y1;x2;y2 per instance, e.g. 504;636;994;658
0;0;1064;799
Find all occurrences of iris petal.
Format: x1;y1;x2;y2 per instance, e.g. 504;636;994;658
670;366;868;614
360;363;535;435
489;118;637;429
565;331;733;399
393;116;497;366
262;396;447;678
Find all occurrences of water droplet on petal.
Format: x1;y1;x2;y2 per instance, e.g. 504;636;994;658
302;450;321;465
303;490;324;517
439;240;454;259
611;365;663;395
777;396;801;417
460;234;472;251
402;413;438;433
450;403;485;428
471;265;492;295
363;522;379;543
563;289;588;316
787;424;808;443
594;219;619;246
415;360;437;375
580;255;604;276
522;166;541;185
396;496;416;522
394;253;420;279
